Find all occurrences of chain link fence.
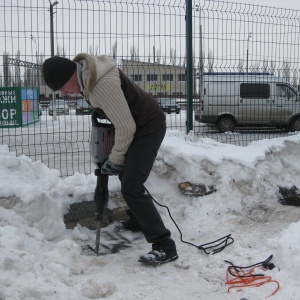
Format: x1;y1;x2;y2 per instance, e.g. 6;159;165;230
0;0;299;177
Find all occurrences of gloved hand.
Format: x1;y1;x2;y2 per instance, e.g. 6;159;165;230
101;158;122;175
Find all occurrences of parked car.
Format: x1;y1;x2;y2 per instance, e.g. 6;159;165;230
48;99;69;116
157;98;181;114
196;72;300;132
75;99;93;115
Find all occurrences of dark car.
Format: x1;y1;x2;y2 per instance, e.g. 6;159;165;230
75;99;93;115
157;98;181;114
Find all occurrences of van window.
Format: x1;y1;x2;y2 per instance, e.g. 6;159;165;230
276;84;297;99
240;83;270;99
207;82;237;96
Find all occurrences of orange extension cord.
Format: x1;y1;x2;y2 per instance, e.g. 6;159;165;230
225;257;280;298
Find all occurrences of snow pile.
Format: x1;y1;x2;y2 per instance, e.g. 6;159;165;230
1;133;300;299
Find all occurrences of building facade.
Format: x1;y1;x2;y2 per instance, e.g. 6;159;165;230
38;58;198;102
121;59;197;97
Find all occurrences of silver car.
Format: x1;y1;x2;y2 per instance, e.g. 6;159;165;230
48;99;69;116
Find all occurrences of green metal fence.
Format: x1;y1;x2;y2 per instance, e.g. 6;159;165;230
0;0;299;177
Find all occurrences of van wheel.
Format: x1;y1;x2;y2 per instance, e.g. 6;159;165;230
217;116;235;133
289;117;300;132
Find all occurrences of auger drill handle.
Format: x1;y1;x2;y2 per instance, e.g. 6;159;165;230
90;111;115;167
91;109;108;127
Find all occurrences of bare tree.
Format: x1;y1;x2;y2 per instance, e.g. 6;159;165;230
192;50;195;67
14;50;21;86
282;60;291;82
56;45;66;57
24;68;32;86
156;49;161;64
182;52;195;67
269;60;276;75
277;69;281;78
199;50;205;72
170;48;176;66
130;45;134;60
130;45;139;61
38;52;45;86
207;50;214;72
3;52;12;86
181;56;186;67
292;70;298;88
111;41;117;59
163;52;167;64
88;45;93;55
89;44;99;56
262;58;268;73
237;58;244;72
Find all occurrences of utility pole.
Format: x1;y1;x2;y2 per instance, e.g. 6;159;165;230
49;1;58;120
246;32;252;74
50;1;58;57
30;35;40;96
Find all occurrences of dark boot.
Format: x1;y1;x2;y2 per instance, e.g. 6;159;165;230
138;239;178;264
138;249;178;265
114;209;142;232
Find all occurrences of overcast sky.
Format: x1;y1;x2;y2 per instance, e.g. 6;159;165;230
234;0;300;10
0;0;299;75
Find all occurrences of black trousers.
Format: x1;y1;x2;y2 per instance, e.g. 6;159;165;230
119;124;176;251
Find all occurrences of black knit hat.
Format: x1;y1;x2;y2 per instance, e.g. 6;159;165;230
42;56;77;91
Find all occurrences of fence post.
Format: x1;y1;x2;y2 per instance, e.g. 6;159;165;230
50;1;58;121
186;0;193;134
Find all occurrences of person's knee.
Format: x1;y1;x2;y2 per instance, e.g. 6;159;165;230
121;181;144;200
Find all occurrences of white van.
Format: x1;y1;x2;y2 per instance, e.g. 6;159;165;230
196;73;300;132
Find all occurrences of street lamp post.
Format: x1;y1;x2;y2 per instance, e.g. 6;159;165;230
30;35;40;95
49;1;58;120
50;1;58;57
246;32;252;74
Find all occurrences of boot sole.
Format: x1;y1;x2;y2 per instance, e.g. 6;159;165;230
138;254;178;265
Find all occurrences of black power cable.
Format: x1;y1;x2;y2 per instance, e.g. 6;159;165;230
144;187;234;255
225;254;276;277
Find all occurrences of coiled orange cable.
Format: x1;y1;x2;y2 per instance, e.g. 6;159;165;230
225;264;280;298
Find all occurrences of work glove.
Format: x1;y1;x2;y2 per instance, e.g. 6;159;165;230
101;158;122;175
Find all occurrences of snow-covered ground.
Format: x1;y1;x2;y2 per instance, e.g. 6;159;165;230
0;109;292;177
1;130;300;300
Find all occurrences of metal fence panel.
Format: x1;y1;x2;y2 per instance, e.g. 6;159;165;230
0;0;299;177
